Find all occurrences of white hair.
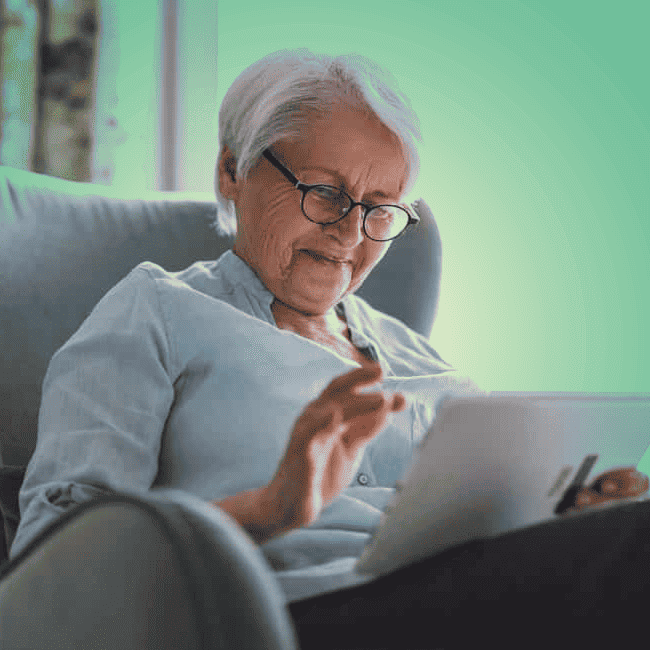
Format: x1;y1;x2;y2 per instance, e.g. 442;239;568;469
214;48;422;237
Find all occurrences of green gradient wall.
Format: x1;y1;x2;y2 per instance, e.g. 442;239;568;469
215;0;649;392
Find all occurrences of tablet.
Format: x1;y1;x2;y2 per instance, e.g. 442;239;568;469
356;394;650;576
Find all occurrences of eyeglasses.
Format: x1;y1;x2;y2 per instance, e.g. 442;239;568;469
262;149;419;242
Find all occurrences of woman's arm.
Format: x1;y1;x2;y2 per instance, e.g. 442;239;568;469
12;266;176;559
212;488;275;544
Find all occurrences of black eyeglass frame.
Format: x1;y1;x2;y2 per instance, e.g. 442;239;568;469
262;149;419;242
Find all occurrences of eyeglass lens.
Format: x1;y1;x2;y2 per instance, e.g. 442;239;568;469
303;186;409;241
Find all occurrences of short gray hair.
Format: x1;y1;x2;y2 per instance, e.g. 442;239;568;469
214;48;422;237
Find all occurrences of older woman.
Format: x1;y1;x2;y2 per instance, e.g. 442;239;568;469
13;47;482;563
10;50;649;649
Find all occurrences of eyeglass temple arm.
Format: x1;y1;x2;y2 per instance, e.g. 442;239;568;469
262;150;302;188
408;200;423;224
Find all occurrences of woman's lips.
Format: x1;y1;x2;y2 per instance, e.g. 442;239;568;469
301;250;351;264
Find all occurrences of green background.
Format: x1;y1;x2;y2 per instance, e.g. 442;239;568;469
215;0;649;394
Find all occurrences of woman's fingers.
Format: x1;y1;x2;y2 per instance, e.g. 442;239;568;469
296;393;387;451
322;363;405;412
391;392;407;411
311;364;407;438
294;402;343;444
337;392;387;419
292;364;406;455
323;363;383;398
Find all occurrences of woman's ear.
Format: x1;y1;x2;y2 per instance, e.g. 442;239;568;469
217;145;239;200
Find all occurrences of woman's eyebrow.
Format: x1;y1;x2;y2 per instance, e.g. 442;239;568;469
300;165;343;181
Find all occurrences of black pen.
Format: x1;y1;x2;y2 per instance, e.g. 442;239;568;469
554;454;599;515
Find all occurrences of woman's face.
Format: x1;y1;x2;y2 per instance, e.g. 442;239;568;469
221;105;408;317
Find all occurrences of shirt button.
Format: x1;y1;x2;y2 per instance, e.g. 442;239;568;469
357;473;369;486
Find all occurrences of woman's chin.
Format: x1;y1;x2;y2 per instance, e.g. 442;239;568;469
290;290;347;315
303;274;352;302
277;279;350;316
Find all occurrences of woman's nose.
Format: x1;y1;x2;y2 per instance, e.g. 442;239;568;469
325;205;365;246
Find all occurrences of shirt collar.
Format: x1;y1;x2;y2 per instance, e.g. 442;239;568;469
219;250;277;324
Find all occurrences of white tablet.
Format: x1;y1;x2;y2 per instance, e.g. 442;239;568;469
356;394;650;577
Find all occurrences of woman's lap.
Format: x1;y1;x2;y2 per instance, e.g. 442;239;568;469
288;499;650;649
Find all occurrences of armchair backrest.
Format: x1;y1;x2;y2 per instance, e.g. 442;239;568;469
0;165;441;467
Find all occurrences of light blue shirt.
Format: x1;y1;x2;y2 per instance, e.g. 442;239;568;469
12;250;486;602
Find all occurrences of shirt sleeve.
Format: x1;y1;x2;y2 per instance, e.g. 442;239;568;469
10;264;177;559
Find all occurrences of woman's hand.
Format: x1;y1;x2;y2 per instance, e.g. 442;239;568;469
561;467;649;515
261;362;406;538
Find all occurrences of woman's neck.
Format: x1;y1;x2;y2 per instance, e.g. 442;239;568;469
271;298;376;366
271;299;347;341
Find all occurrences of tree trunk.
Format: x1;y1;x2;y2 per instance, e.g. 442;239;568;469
35;0;99;181
0;0;40;170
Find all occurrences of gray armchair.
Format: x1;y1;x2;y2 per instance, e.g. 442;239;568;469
0;165;442;648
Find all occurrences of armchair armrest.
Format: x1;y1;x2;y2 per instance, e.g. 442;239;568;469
0;488;298;649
